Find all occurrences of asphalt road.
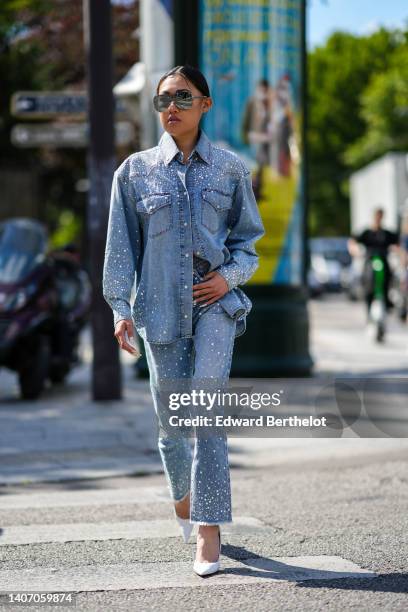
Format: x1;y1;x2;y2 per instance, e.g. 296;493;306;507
0;294;407;610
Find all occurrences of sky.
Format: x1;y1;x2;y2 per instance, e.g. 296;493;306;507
307;0;408;48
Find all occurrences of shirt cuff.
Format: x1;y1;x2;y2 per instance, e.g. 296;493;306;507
216;264;238;291
112;303;132;327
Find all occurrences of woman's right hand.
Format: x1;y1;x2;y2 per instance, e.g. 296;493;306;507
114;319;138;355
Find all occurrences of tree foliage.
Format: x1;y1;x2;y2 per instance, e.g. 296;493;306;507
308;27;408;236
0;0;139;247
344;43;408;167
0;0;139;163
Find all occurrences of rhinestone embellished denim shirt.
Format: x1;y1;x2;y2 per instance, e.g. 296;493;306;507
102;127;265;344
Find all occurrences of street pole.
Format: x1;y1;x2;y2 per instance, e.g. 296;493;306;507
83;0;122;399
301;0;309;288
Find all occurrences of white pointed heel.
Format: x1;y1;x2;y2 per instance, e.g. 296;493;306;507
193;526;221;577
174;513;194;543
174;491;194;543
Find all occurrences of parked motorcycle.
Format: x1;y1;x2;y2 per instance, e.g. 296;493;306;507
0;218;91;399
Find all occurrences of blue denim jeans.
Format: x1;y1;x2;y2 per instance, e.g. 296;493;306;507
144;269;237;525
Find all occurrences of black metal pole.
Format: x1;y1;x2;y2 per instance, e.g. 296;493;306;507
83;0;122;400
301;0;309;287
174;1;199;64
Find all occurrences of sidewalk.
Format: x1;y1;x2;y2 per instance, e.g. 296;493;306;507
0;344;162;484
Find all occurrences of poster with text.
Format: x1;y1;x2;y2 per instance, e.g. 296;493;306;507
199;0;304;285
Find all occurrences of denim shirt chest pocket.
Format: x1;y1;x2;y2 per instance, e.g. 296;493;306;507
135;193;172;238
201;188;233;233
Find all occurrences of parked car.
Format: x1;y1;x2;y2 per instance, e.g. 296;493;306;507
342;253;365;301
307;263;325;298
308;237;352;293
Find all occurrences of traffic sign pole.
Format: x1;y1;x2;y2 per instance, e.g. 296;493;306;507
83;0;122;400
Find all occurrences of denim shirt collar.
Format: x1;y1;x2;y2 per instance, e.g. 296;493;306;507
158;127;212;166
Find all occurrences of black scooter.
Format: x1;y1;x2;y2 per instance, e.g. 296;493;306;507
0;218;91;399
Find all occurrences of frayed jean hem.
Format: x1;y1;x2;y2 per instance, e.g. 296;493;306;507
190;519;233;525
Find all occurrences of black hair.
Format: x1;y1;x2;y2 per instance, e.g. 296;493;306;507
156;64;210;97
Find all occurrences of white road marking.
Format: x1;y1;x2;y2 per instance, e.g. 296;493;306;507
0;517;266;546
0;556;378;591
0;486;170;510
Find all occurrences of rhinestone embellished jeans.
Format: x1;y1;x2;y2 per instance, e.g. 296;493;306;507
144;270;237;525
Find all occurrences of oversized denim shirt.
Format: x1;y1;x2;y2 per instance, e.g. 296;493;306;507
102;127;265;344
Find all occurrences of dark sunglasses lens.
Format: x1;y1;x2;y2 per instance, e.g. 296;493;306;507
153;94;170;111
176;90;192;100
175;97;192;109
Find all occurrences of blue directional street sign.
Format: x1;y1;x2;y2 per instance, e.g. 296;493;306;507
10;91;127;119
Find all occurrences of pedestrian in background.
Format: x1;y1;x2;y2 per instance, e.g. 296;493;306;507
348;207;399;317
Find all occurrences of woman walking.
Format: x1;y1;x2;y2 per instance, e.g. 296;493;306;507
102;65;265;576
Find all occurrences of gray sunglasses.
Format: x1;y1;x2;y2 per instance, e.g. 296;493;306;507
153;90;208;112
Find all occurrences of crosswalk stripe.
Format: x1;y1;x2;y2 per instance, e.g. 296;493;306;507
0;486;170;510
0;517;267;546
0;460;163;486
0;556;378;591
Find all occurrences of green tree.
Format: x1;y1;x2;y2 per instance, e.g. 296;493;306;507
307;28;402;236
344;43;408;167
0;0;139;248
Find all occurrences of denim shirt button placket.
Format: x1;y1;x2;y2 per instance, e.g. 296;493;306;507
176;161;193;337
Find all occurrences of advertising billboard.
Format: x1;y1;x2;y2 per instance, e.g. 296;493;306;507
199;0;304;285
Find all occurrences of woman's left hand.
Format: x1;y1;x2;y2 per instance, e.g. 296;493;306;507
192;271;229;306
